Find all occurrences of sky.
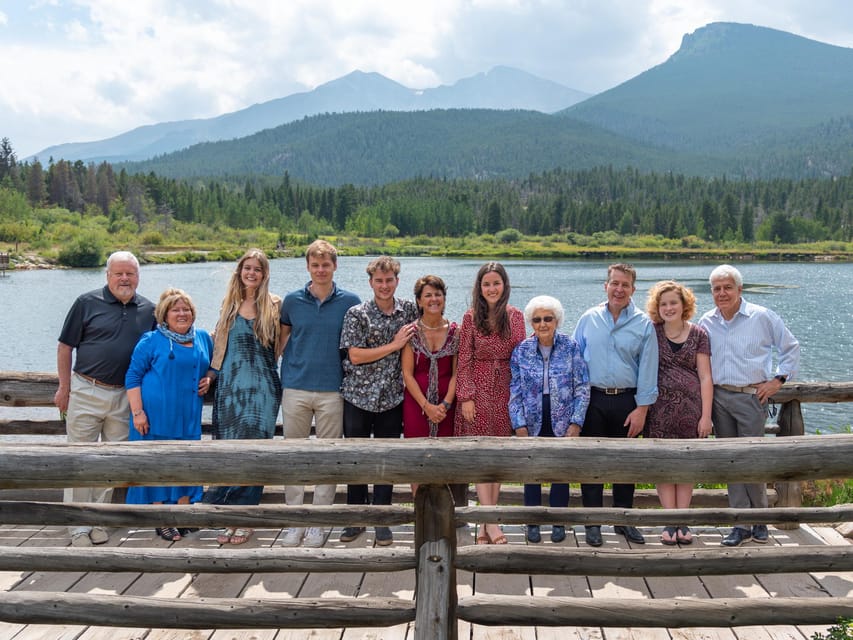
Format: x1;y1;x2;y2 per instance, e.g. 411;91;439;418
2;0;853;158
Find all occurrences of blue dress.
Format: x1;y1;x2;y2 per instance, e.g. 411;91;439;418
204;315;281;505
125;329;213;504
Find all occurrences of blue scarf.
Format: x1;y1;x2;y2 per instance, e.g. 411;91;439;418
158;323;195;359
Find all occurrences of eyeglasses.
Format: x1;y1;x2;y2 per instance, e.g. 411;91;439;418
531;316;555;324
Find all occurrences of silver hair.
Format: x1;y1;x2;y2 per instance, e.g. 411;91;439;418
524;295;564;328
106;251;140;274
709;264;743;287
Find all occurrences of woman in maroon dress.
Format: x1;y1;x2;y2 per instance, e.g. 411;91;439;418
402;275;459;496
645;281;713;545
455;262;526;544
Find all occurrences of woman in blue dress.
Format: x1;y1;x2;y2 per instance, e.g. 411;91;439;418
204;249;282;545
126;288;213;542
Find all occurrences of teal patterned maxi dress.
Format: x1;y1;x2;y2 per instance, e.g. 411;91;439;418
204;315;281;505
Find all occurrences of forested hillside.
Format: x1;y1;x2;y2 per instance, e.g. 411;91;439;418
2;137;851;267
121;109;701;184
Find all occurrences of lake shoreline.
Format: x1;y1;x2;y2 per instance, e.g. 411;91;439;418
4;244;852;270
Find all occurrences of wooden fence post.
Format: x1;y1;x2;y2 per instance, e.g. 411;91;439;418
414;484;457;640
775;399;804;530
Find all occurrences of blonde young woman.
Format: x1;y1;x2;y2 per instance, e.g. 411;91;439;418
644;280;713;545
204;249;282;545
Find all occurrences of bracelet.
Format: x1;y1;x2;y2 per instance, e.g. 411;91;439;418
132;409;144;417
441;400;452;411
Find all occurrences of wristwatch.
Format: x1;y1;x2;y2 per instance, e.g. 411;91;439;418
441;400;452;411
774;375;787;384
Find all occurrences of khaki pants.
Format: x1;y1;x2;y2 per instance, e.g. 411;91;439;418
281;388;343;506
65;373;129;535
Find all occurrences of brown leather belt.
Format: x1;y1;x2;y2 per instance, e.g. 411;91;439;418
75;372;124;389
716;383;758;395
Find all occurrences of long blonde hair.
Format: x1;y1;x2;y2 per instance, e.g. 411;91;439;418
215;249;280;348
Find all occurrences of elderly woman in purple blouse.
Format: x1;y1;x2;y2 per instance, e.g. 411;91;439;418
509;295;590;544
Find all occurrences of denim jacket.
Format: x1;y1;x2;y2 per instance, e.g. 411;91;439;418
509;333;590;436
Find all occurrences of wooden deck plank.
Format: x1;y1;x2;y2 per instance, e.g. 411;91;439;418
530;525;603;640
470;524;535;640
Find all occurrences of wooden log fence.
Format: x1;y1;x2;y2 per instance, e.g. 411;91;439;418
2;372;853;635
0;437;852;636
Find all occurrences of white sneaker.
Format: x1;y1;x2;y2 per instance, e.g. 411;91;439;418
89;527;109;545
281;527;305;547
303;527;326;548
70;531;92;547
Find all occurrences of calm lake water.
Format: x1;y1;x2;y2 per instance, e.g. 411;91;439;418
1;257;851;433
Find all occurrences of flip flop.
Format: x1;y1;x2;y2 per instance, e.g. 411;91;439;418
677;525;693;544
230;528;253;545
216;527;236;544
489;533;508;545
476;534;491;545
660;526;678;546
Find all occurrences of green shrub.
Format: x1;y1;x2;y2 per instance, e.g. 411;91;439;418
57;233;105;267
811;618;853;640
496;228;522;244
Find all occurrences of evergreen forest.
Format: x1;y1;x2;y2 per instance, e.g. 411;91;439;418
1;136;851;267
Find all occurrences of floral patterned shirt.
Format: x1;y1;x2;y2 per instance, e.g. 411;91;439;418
340;297;418;412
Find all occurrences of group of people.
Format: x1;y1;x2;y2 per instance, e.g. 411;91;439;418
55;243;800;549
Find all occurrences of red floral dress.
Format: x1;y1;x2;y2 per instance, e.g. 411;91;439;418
454;306;526;436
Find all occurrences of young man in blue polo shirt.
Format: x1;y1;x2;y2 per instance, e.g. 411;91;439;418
278;240;359;548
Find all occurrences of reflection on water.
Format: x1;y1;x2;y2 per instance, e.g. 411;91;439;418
1;257;851;433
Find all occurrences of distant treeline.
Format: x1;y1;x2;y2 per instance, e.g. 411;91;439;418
1;136;852;250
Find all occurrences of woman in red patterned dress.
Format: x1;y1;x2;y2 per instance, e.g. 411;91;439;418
455;262;526;544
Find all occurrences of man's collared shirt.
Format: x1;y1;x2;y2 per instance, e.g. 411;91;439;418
339;297;418;413
280;281;360;392
699;298;800;386
572;300;659;407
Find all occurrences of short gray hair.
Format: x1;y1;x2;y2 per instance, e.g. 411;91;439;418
106;251;140;273
524;295;564;328
709;264;743;287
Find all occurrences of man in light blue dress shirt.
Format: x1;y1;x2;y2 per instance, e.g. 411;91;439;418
572;263;659;547
699;264;800;547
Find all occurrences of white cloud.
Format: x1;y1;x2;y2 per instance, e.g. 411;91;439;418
1;0;852;157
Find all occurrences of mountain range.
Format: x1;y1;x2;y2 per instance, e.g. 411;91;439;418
33;66;589;163
39;22;853;184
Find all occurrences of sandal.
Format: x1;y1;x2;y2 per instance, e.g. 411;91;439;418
677;525;693;544
230;528;253;545
156;527;182;542
476;533;491;545
216;527;236;544
660;526;678;546
489;533;508;545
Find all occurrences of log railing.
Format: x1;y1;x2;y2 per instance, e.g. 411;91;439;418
2;373;853;635
0;437;853;636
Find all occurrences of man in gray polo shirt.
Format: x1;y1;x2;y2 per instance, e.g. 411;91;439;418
55;250;155;546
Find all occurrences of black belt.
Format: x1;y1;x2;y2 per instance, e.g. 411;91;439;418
591;386;636;396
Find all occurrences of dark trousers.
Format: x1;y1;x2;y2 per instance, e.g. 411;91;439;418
580;389;637;511
344;400;403;506
524;395;570;510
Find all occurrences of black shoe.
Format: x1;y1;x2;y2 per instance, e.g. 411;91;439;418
751;524;769;544
339;526;365;542
614;525;646;544
178;528;199;536
550;525;566;543
585;526;603;547
374;527;393;546
721;527;752;547
526;525;541;543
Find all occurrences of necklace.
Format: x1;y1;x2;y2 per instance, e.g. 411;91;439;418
419;318;448;331
664;322;688;340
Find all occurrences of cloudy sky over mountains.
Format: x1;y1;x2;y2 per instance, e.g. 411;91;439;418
2;0;852;157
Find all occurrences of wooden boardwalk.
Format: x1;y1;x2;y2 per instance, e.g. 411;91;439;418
0;521;850;640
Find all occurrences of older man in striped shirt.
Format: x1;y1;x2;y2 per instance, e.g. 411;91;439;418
698;264;800;548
